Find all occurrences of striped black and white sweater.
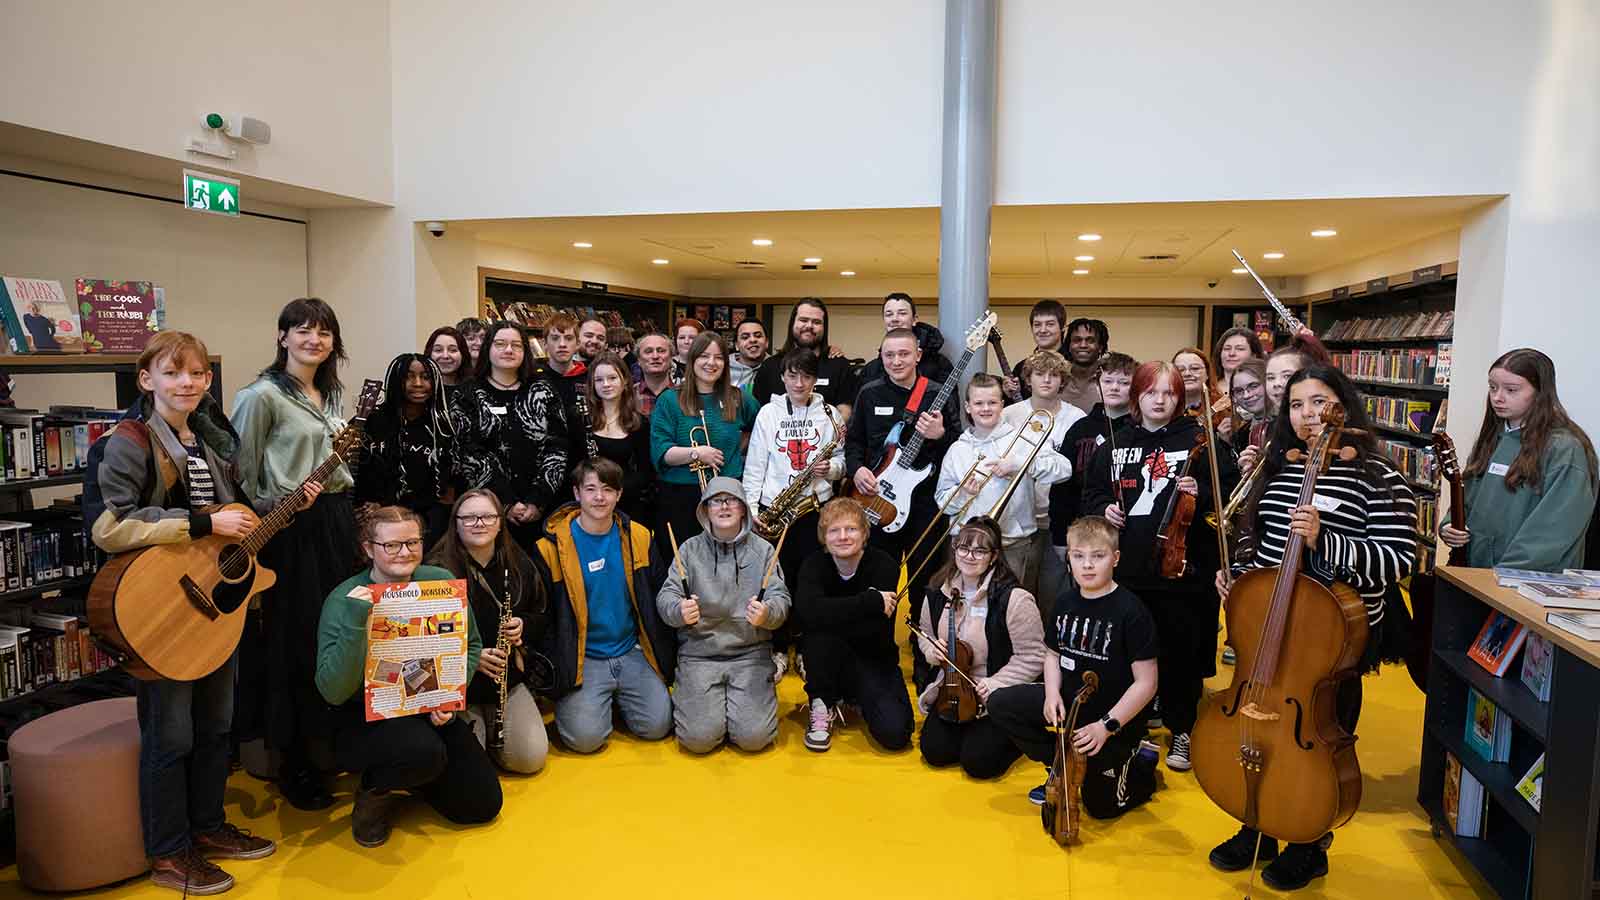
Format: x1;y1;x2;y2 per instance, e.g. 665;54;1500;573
1233;456;1417;626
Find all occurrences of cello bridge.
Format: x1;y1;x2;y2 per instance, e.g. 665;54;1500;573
1240;702;1280;722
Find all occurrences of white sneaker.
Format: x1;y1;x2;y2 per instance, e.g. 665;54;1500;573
804;698;834;752
794;652;807;682
1166;733;1192;771
772;650;790;681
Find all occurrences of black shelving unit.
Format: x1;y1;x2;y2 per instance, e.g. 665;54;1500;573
1420;568;1600;899
1353;378;1451;394
1371;422;1437;442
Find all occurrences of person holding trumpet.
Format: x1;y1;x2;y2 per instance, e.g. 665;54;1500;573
650;332;758;555
655;477;791;754
934;373;1073;607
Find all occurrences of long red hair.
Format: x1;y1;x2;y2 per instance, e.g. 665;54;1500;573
1128;361;1186;424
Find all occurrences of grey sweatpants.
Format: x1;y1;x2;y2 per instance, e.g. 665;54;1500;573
672;654;778;754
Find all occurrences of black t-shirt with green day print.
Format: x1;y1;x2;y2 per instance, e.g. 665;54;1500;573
1045;583;1159;729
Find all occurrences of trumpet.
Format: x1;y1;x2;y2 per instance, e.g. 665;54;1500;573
688;410;717;490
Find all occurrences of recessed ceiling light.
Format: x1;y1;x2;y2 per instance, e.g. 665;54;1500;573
1074;255;1095;262
651;258;669;265
1310;229;1338;238
1077;233;1102;242
1232;267;1248;274
1262;252;1285;260
839;270;856;277
1072;268;1090;276
752;238;773;247
572;241;592;249
803;257;822;264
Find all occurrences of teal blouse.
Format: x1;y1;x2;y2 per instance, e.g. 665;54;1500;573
649;389;759;485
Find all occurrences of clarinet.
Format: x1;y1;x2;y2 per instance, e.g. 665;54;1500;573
575;395;600;459
488;566;514;757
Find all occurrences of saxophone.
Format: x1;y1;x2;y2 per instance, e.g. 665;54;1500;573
487;566;514;758
755;404;843;541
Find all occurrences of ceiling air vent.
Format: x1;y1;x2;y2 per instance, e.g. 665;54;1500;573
1139;254;1180;262
800;264;819;271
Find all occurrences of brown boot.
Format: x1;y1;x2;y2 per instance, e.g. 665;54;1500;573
149;848;235;895
352;787;402;848
193;822;276;860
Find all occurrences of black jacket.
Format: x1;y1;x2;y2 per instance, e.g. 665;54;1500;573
445;549;551;705
858;322;954;386
752;354;860;411
924;565;1023;677
792;547;900;662
844;374;963;512
1049;403;1128;544
1082;414;1239;587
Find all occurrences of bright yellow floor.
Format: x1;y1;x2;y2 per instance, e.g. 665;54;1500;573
0;638;1493;899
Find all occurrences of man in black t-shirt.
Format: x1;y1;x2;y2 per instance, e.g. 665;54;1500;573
750;298;857;419
988;516;1160;820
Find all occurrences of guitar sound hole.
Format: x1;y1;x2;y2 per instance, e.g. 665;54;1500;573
218;545;251;581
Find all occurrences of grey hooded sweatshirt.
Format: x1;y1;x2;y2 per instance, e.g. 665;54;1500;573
656;476;791;660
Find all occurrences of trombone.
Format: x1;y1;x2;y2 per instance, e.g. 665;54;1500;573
688;410;717;490
898;408;1056;595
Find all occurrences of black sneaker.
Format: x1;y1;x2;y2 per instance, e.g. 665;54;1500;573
1208;825;1279;872
1261;834;1331;891
352;788;401;848
279;769;333;811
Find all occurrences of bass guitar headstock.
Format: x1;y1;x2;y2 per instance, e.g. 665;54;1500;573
964;310;999;352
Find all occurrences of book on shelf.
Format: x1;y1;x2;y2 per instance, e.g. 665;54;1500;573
1494;566;1600;588
1516;581;1600;610
0;276;87;354
1565;568;1600;582
1444;752;1488;838
1464;687;1513;762
1466;611;1529;677
75;279;163;353
1515;753;1544;812
1519;632;1554;702
1547;611;1600;641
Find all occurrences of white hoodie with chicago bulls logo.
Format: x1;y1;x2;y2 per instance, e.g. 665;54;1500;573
741;393;846;511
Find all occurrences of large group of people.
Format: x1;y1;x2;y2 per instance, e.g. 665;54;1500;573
84;293;1596;895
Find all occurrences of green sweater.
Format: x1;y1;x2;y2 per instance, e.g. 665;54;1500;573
1462;427;1596;571
649;389;759;485
315;564;483;706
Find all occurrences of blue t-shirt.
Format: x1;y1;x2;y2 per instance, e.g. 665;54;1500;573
570;519;636;659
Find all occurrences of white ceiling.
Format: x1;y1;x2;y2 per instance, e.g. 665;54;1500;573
453;196;1495;282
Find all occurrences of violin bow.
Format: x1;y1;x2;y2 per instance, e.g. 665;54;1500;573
1098;377;1123;516
902;616;983;690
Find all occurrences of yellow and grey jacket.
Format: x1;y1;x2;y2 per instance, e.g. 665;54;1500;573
83;395;244;555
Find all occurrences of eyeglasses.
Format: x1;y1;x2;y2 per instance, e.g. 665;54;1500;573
1232;383;1264;397
368;539;424;555
954;544;995;559
706;496;741;508
455;514;501;526
491;340;521;351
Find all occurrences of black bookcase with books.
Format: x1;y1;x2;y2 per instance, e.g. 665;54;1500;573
1310;263;1456;567
1421;568;1600;899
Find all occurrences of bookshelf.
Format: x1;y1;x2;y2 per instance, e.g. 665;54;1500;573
1420;568;1600;899
479;274;671;340
1310;265;1455;567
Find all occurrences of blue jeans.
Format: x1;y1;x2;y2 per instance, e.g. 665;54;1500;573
136;652;236;858
554;646;672;753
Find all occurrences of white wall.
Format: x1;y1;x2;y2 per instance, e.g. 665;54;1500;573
3;0;395;205
0;157;308;411
1298;231;1463;297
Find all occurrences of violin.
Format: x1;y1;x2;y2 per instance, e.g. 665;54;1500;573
1192;402;1370;853
1042;671;1099;845
1155;420;1209;578
903;613;981;723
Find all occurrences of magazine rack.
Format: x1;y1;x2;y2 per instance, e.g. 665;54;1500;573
1419;567;1600;898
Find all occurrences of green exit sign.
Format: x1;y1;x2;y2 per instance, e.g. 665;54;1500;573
182;169;241;217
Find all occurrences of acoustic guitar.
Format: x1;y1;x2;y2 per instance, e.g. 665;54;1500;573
88;379;381;681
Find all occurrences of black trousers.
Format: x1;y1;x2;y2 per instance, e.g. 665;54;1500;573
768;508;822;654
800;633;913;750
333;712;502;825
1137;580;1218;737
988;683;1157;820
919;713;1022;779
656;480;705;561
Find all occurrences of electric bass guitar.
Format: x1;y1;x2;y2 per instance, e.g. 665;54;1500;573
858;312;997;532
88;379;382;681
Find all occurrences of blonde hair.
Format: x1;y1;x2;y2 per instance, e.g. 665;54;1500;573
1022;349;1069;381
1066;515;1119;552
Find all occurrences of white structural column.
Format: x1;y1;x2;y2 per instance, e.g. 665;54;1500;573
937;0;999;379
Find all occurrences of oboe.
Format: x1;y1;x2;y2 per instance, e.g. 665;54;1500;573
574;395;600;460
487;566;513;757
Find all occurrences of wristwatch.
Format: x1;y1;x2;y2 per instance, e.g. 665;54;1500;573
1101;715;1121;734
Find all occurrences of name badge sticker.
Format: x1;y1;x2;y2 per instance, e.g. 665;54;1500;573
971;606;989;620
874;406;895;416
587;558;606;573
488;405;508;416
1488;462;1510;477
816;378;830;386
1059;654;1076;671
1312;493;1343;513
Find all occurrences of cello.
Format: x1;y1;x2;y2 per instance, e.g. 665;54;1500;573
1192;402;1369;856
1041;671;1099;845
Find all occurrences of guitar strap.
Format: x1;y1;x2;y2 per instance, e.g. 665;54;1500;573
901;376;931;429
